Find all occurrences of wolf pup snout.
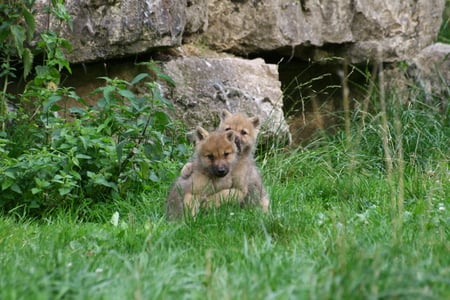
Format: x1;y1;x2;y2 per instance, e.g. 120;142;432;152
212;164;229;177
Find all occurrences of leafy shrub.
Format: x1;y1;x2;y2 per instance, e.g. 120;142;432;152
0;67;189;216
0;1;189;217
0;0;35;131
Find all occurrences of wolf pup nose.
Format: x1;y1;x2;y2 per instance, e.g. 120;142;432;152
212;165;229;177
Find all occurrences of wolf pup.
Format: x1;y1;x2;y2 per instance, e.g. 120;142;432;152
181;110;270;212
166;127;245;220
218;109;270;212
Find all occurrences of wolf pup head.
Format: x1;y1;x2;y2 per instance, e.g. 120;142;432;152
195;126;238;178
218;109;260;155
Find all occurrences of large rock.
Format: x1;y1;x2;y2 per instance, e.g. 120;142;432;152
383;42;449;106
409;43;450;103
185;0;208;35
161;55;291;144
34;0;194;63
32;0;445;64
203;0;445;62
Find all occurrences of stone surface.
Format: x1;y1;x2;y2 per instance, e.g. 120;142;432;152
32;0;445;64
34;0;189;63
383;42;449;106
409;43;450;103
161;55;291;144
185;0;208;35
29;0;447;146
203;0;445;63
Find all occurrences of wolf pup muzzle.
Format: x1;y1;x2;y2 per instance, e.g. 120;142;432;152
211;165;229;177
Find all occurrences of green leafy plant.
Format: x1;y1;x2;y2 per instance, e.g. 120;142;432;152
1;0;72;135
0;66;188;216
0;0;35;131
0;1;189;217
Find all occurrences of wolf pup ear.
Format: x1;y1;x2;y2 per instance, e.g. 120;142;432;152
250;116;260;128
220;109;233;120
195;126;209;141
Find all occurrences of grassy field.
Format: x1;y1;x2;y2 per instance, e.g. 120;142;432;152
1;97;449;299
0;1;449;298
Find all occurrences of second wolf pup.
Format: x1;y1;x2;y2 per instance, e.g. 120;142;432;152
218;110;270;212
166;127;245;220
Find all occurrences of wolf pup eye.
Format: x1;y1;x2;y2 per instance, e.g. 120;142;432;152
240;130;248;136
225;127;232;131
223;152;230;158
207;154;214;160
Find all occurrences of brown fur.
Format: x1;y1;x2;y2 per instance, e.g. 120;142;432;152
218;110;260;156
180;110;270;212
166;127;244;219
218;110;270;212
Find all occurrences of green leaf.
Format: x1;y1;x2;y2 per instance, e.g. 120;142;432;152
87;172;118;191
78;136;88;151
68;107;86;116
118;89;135;100
31;187;41;194
152;110;171;127
11;184;22;194
157;73;176;87
60;37;73;52
149;171;159;182
102;85;116;106
22;6;35;41
35;65;49;78
1;178;14;190
35;178;51;188
98;76;113;84
34;65;61;84
94;177;118;191
22;48;33;79
9;25;25;57
130;73;149;85
3;170;16;179
116;140;126;162
71;155;80;168
53;174;64;181
138;161;150;179
58;187;72;196
43;95;62;112
76;154;91;159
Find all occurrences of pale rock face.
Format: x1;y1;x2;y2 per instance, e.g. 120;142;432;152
203;0;445;62
384;42;449;105
32;0;444;63
33;0;190;63
185;0;208;35
409;43;450;102
161;56;291;144
29;0;446;144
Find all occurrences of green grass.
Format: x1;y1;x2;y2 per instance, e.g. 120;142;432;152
438;0;450;43
1;2;449;298
1;101;449;299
